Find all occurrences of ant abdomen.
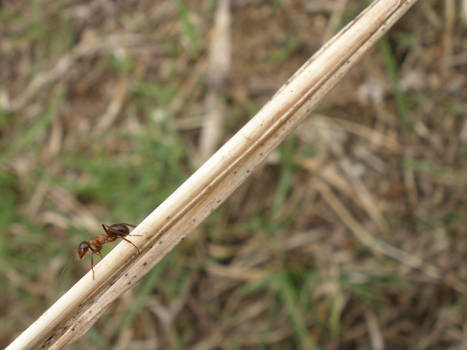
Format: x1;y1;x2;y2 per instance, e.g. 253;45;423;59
106;223;130;235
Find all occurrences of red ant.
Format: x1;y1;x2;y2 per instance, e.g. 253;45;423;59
74;223;141;279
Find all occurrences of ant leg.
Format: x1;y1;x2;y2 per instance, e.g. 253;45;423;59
122;223;143;237
102;224;110;234
91;253;95;280
120;236;141;254
106;225;142;238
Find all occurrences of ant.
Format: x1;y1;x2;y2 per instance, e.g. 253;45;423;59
74;223;141;279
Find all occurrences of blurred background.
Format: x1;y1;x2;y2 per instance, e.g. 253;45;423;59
1;1;466;349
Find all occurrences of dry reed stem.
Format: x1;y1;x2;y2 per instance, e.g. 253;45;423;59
7;1;419;349
198;0;231;163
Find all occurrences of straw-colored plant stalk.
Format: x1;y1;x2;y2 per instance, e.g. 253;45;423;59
7;1;420;349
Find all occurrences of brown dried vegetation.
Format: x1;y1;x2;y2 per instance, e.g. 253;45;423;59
1;1;466;349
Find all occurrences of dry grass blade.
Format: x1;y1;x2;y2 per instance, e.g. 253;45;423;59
316;179;467;294
198;0;232;163
6;1;419;349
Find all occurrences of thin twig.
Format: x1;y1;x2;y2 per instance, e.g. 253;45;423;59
6;1;419;349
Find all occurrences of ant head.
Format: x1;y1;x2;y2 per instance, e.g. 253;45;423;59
77;241;90;259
